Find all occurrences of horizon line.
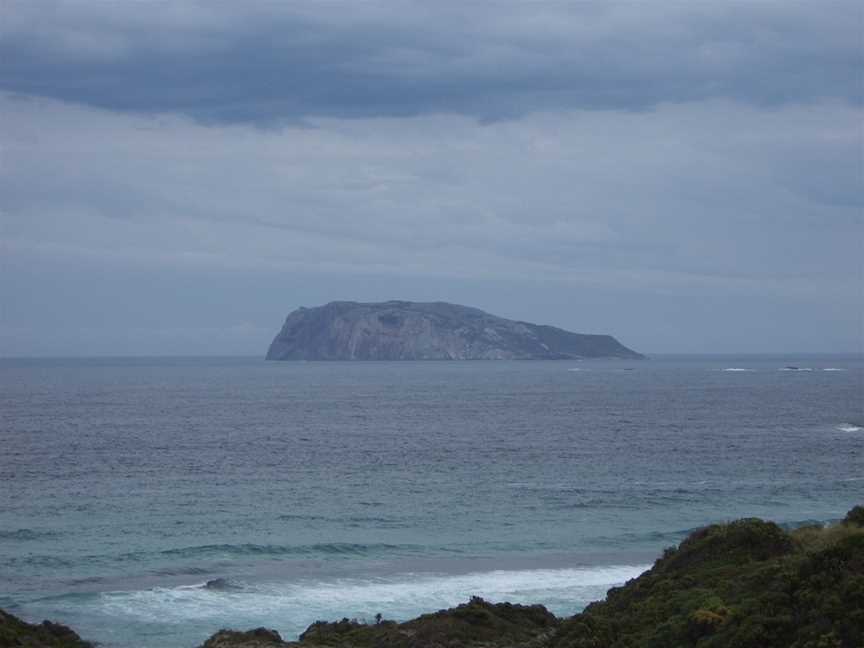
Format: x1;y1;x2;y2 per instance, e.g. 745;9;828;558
1;352;862;361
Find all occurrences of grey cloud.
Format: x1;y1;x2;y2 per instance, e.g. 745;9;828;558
1;94;859;294
0;1;861;123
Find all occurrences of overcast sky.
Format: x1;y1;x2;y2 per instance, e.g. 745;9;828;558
1;0;862;356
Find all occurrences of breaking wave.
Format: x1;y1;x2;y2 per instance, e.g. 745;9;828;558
4;543;422;571
836;424;863;433
0;528;62;542
26;563;649;647
154;542;412;560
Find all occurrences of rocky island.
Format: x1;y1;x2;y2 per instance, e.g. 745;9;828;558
266;301;642;361
3;506;862;647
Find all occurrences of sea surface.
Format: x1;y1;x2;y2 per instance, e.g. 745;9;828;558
1;355;862;647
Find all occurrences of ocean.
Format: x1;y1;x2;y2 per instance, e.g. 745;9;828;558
1;355;862;647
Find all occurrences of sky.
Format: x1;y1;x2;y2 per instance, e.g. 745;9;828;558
0;0;862;356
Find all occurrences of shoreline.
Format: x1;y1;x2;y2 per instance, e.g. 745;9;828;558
4;506;862;648
3;558;653;647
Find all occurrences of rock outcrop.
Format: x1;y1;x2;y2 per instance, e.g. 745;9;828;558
266;301;643;361
0;609;93;648
198;599;559;648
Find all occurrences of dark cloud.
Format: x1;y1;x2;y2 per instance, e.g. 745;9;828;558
1;1;861;123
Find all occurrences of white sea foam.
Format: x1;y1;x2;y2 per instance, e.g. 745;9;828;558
823;368;847;372
836;424;863;433
722;368;755;372
90;564;648;640
779;367;813;371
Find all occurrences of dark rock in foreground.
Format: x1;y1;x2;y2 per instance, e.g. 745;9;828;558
199;599;558;648
266;301;643;361
201;628;286;648
0;609;92;648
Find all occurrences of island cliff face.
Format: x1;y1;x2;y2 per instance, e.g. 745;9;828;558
266;301;643;361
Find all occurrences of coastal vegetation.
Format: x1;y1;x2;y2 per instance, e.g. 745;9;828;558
550;506;864;648
2;507;861;648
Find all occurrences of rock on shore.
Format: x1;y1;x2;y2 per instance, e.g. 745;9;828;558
200;600;557;648
0;609;92;648
266;301;643;361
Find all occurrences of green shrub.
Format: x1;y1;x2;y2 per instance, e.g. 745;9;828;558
844;506;864;527
551;505;864;648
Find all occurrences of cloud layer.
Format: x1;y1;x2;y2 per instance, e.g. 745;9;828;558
2;1;861;123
